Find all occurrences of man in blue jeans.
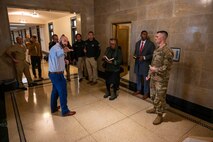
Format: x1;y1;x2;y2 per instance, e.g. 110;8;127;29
48;35;76;116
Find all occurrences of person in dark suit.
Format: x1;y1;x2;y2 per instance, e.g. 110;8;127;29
133;30;155;99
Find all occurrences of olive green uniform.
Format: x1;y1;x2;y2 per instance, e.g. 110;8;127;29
7;44;33;88
148;44;174;114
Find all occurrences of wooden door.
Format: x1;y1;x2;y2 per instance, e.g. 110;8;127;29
116;25;129;66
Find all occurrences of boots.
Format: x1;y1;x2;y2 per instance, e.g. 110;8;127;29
153;114;163;125
109;91;117;100
146;108;156;114
104;90;111;98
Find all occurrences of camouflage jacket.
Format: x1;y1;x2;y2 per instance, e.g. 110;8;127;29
148;44;174;81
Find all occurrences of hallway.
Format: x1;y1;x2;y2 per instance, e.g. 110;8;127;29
4;64;213;142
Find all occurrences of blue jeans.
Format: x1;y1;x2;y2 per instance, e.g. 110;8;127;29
136;73;150;94
49;73;70;115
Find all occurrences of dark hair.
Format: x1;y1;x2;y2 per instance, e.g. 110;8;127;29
157;30;168;38
141;30;148;34
32;35;37;39
88;31;94;34
75;33;82;38
52;34;58;38
109;38;117;43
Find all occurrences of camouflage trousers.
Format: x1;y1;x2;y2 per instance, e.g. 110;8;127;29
150;78;169;114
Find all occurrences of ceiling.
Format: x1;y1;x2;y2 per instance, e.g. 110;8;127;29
8;7;74;30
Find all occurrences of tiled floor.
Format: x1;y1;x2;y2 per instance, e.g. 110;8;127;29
4;63;213;142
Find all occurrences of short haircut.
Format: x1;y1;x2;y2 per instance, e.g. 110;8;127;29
157;31;168;38
75;33;82;38
141;30;148;34
16;36;22;40
88;31;94;34
52;34;58;38
32;35;37;39
109;38;117;43
60;34;67;41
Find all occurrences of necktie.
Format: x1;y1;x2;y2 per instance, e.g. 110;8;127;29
140;41;144;54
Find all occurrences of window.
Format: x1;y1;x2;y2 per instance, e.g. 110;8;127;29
71;17;77;44
48;22;54;42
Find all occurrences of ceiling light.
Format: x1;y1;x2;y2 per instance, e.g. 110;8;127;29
10;23;26;26
32;10;39;17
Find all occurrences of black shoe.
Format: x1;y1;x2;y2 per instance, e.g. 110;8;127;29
87;81;93;84
104;90;111;98
91;81;97;85
109;92;117;100
19;87;27;90
79;78;83;82
39;77;44;80
29;82;38;87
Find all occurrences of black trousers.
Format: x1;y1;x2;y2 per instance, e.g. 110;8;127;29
31;56;42;78
105;71;120;92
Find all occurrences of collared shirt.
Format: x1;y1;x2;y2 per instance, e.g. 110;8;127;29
140;40;146;49
48;43;65;72
28;42;42;57
7;43;26;61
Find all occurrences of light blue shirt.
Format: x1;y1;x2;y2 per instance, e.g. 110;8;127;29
48;43;65;72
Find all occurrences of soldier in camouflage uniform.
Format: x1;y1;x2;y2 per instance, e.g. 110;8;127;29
146;31;174;125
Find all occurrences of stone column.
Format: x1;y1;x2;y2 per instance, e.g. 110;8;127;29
0;1;16;83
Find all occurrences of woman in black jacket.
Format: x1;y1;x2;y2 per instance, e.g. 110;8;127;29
102;38;122;100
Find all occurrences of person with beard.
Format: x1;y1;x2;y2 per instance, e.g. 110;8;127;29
48;35;76;117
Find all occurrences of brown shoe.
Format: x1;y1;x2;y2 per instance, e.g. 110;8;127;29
142;94;149;100
87;81;93;84
63;111;76;117
91;81;98;85
133;91;141;96
146;108;156;114
153;114;163;125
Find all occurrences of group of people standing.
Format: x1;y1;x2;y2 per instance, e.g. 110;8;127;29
49;31;100;84
7;29;174;125
6;35;43;90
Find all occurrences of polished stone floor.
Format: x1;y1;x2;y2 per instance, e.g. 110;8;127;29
4;63;213;142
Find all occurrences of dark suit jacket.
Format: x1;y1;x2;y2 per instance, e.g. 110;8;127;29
134;39;155;75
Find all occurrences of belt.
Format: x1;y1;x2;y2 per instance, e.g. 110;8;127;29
49;71;64;74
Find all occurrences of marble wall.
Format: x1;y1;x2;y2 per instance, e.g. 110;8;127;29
94;0;213;109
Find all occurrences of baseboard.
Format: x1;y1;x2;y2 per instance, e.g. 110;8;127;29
98;70;213;123
166;94;213;123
